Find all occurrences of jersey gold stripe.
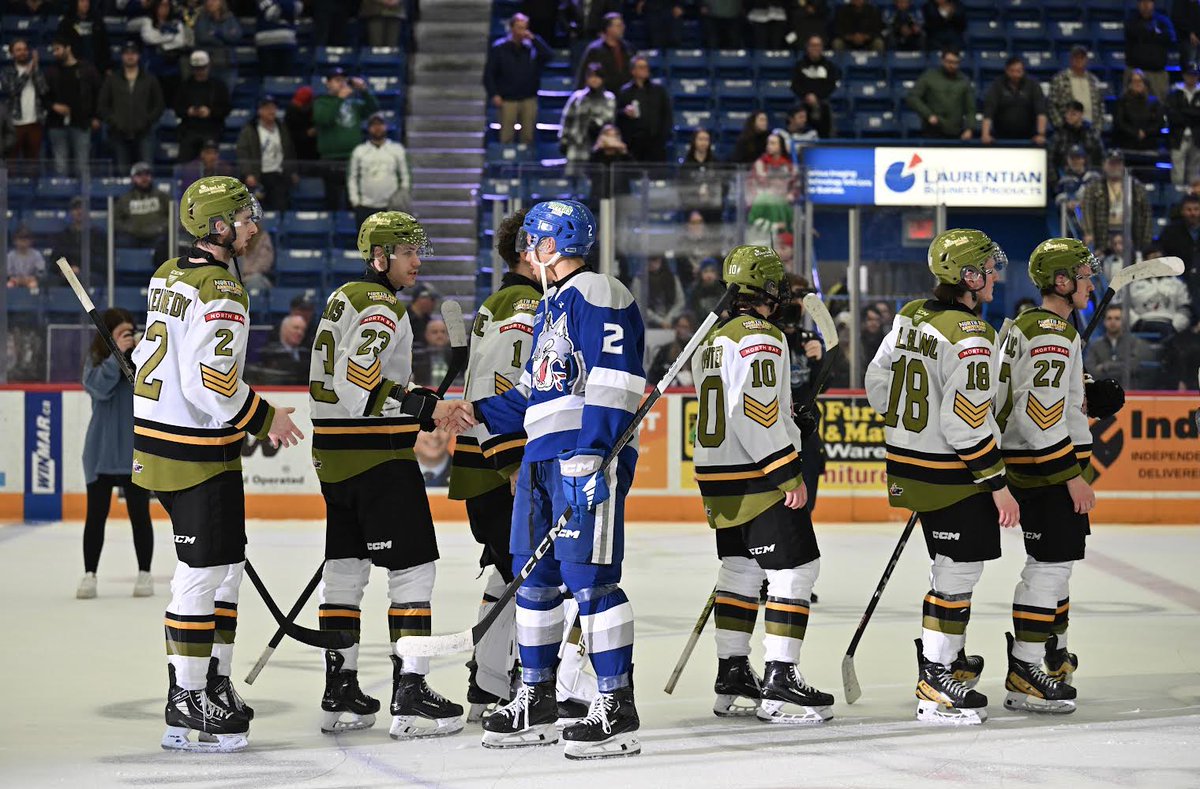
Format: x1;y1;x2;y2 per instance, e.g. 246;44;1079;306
231;392;262;430
958;437;997;462
715;596;760;611
163;618;215;630
388;608;432;616
765;601;810;614
312;423;420;435
482;437;526;458
887;452;968;470
200;362;239;397
135;426;245;446
1004;443;1074;464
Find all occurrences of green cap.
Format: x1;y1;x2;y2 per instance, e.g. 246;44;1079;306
179;176;259;239
722;245;787;304
357;211;434;262
927;228;1007;286
1028;237;1099;290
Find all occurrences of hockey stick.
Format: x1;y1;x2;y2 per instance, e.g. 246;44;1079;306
662;293;842;692
395;283;743;658
55;258;351;652
244;299;474;682
1080;256;1184;343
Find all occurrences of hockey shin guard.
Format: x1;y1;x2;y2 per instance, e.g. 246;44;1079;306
1012;559;1073;663
763;560;819;664
576;584;634;692
515;584;565;685
320;558;370;670
922;557;983;666
165;562;227;690
714;556;765;659
389;562;436;675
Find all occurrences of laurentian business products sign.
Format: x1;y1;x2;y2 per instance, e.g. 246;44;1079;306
805;147;1046;208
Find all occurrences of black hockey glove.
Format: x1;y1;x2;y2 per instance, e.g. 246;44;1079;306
1085;377;1125;419
793;405;819;438
388;386;440;430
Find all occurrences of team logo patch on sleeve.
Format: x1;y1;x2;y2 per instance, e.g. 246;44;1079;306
958;319;988;334
494;373;514;394
958;346;990;359
952;391;990;429
1025;393;1065;429
204;310;245;323
347;357;382;391
361;314;396;331
740;343;782;357
743;394;779;427
212;279;244;296
199;362;239;397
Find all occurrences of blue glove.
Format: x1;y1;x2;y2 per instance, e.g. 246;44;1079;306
558;450;610;512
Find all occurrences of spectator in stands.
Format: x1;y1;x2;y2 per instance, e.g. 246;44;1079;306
523;0;563;43
1125;0;1175;100
776;105;820;159
1126;268;1193;333
648;312;697;386
288;294;318;347
133;0;189;99
1162;310;1200;389
1114;69;1166;154
415;429;451;486
315;69;379;211
832;0;884;53
733;110;769;163
115;162;169;261
0;99;14;158
785;0;829;49
748;132;796;208
576;12;633;94
1085;305;1156;389
1098;233;1129;282
412;317;453;387
922;0;965;53
589;122;635;194
50;197;100;283
98;41;164;174
1050;100;1103;175
311;0;350;49
485;12;553;146
1081;150;1152;251
680;130;724;220
791;36;840;138
0;38;49;171
193;0;243;95
637;0;684;50
239;225;275;291
237;95;296;212
255;0;300;77
58;0;112;75
617;55;674;162
348;112;412;228
569;0;624;40
1166;63;1200;186
1158;193;1200;304
560;62;616;165
674;210;722;289
687;257;727;316
175;50;231;164
361;0;407;48
1054;144;1101;212
886;0;923;51
286;85;319;162
179;138;235;187
644;255;687;328
981;56;1047;145
860;303;885;364
407;285;438;349
1175;0;1200;68
907;48;974;140
258;314;311;384
1048;46;1104;131
700;0;747;50
45;31;102;177
7;226;45;290
747;0;789;50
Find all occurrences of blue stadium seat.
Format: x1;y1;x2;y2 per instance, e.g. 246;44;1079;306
47;287;94;317
367;76;404;101
21;211;67;237
485;142;535;163
292;177;327;211
268;287;321;318
7;178;35;203
712;49;753;79
967;20;1007;51
263;76;304;98
6;287;42;314
640;48;666;75
847;80;894;113
667;49;709;79
960;0;996;17
755;50;794;81
1000;0;1043;22
670;78;712;111
36;178;79;210
115;248;155;284
1007;20;1046;47
282;211;334;246
113;286;149;313
675;110;715;135
1043;0;1083;22
317;46;359;69
855;111;899;139
88;178;130;207
539;74;575;97
275;248;328;287
888;50;928;81
1085;0;1128;23
333;211;358;246
761;80;795;114
331;249;364;278
1091;20;1124;49
1048;21;1091;55
719;110;752;134
361;47;406;76
716;79;757;111
840;51;885;80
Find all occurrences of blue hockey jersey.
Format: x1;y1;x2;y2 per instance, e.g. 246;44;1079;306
476;267;646;464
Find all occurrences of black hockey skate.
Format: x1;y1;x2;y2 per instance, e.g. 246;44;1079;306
481;680;560;748
556;697;590;727
914;639;988;725
1044;634;1078;685
950;648;985;688
756;661;833;724
713;656;763;717
321;650;380;734
206;657;254;721
162;665;249;752
465;657;513;724
1004;633;1077;714
562;685;641;760
388;655;464;740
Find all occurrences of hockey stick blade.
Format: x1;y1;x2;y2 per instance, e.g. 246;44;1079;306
245;560;326;684
1110;256;1184;290
802;293;839;351
433;300;469;397
395;627;475;658
243;562;352;650
842;654;862;705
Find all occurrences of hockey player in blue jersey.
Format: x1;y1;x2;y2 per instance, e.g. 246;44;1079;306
470;200;647;760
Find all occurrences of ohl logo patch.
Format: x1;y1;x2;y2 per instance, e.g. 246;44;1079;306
885;153;922;193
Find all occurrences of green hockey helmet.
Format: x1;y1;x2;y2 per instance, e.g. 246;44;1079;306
927;228;1007;286
179;176;261;240
357;211;434;262
722;244;787;305
1027;237;1099;290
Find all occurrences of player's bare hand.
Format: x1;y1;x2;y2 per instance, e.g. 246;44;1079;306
803;339;823;360
992;485;1020;528
268;406;304;449
433;400;475;434
509;468;519;495
1065;475;1095;515
783;481;808;510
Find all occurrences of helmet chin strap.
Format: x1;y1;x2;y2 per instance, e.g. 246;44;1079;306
532;251;562;297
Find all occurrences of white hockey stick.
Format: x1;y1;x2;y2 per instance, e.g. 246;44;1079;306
1081;256;1184;343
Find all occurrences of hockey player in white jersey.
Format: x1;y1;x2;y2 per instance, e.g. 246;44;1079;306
865;229;1020;726
471;200;647;760
308;211;475;739
692;246;833;724
132;176;304;752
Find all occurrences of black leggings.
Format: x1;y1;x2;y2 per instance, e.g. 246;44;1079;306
83;474;153;573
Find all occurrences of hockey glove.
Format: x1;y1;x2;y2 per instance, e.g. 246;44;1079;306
388;386;439;430
793;405;820;438
1085;377;1125;419
558;450;610;513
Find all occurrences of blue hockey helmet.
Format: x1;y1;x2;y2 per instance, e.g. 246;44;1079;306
518;200;597;259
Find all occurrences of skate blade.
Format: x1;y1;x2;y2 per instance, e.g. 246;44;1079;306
389;714;464;740
320;711;377;734
713;694;760;717
481;723;559;748
755;699;832;724
915;699;987;726
563;732;641;761
1003;692;1076;715
161;726;248;753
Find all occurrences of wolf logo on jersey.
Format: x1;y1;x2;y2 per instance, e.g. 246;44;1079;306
530;312;581;394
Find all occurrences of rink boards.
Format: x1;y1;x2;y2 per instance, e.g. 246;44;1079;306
0;386;1196;524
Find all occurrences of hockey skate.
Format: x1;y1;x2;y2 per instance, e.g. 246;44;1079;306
320;650;380;733
1004;633;1077;714
465;658;513;724
950;648;985;688
556;697;590;727
914;639;988;726
161;665;249;752
481;680;560;748
756;661;833;724
206;657;254;721
713;656;762;717
562;686;641;760
1044;634;1078;686
388;656;464;740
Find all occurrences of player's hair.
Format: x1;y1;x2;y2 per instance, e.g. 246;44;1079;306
495;209;528;270
933;281;980;313
89;308;136;367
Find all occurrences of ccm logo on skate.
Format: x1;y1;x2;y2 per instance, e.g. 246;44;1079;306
366;541;393;551
931;531;960;540
559;529;581;539
174;535;197;544
749;544;775;555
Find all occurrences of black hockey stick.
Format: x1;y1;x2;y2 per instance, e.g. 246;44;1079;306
55;258;351;653
396;283;743;658
244;299;474;682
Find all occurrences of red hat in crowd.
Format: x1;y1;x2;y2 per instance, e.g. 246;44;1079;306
292;86;314;107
